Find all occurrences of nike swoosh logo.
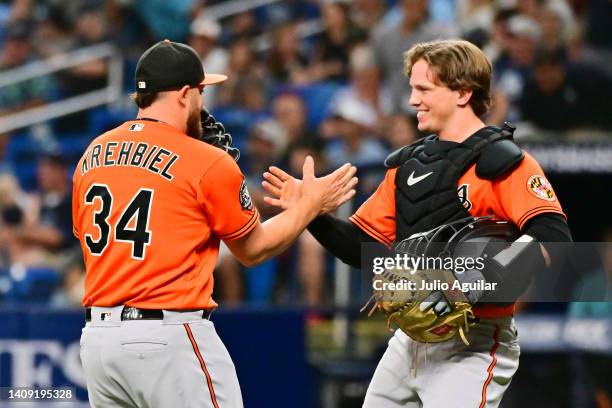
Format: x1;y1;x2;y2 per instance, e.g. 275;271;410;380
407;170;434;186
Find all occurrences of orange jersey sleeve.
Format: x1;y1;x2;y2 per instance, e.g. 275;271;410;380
492;152;565;228
197;154;259;240
459;152;565;229
349;167;397;245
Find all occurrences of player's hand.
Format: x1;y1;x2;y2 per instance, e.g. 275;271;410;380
262;157;358;214
419;291;452;316
262;166;302;210
301;156;358;214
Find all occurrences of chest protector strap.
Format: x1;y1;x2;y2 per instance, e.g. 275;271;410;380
385;123;524;241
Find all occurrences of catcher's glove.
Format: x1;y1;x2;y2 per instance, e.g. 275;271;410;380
363;216;520;345
364;266;475;345
200;108;240;161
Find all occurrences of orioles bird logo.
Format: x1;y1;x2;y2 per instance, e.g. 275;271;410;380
527;175;556;201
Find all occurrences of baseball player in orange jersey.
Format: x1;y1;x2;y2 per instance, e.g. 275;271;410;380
262;40;573;407
72;40;357;408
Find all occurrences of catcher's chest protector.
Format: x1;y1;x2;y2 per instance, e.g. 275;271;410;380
386;124;524;241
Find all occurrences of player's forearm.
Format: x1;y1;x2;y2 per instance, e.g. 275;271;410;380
307;215;375;268
231;199;320;266
473;213;573;302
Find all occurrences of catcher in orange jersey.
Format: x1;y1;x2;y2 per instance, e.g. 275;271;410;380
73;40;357;408
263;39;573;407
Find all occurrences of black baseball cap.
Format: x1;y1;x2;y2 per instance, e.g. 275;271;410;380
135;39;227;92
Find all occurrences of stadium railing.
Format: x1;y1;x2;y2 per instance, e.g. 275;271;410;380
0;43;123;134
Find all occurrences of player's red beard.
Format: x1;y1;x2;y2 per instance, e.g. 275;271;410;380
186;105;203;140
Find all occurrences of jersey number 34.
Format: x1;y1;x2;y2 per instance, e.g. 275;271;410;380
83;184;154;260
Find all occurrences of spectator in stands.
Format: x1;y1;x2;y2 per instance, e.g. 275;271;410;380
266;23;310;85
329;44;392;139
322;98;390;199
351;0;387;33
271;92;313;147
307;0;366;83
478;9;517;126
31;6;75;58
243;118;290;236
221;10;262;46
0;172;36;224
492;14;541;123
17;152;75;253
481;8;515;64
370;0;452;113
518;50;612;132
0;21;54;114
539;6;571;56
516;0;544;20
456;0;495;39
496;14;541;87
62;4;109;92
53;4;110;132
246;119;289;184
216;37;269;111
322;98;388;170
456;0;495;48
189;15;228;108
516;0;576;32
0;171;45;268
0;183;26;268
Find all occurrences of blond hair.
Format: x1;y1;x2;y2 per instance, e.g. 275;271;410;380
404;39;492;116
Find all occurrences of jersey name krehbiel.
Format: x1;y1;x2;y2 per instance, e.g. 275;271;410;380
72;120;258;310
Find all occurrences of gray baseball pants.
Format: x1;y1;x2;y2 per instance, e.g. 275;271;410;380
363;317;520;408
80;306;243;408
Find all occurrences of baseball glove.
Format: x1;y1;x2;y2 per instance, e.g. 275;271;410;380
363;216;521;345
364;266;475;345
200;108;240;161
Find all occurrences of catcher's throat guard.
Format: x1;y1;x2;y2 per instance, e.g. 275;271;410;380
364;216;520;345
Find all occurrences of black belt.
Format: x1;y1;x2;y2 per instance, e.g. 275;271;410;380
85;307;212;322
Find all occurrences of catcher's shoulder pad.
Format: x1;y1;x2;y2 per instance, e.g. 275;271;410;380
476;123;524;180
384;137;427;168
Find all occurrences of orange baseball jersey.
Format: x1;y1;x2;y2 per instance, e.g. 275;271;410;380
72;120;259;309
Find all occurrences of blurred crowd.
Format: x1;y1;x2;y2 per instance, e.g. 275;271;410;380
0;0;611;308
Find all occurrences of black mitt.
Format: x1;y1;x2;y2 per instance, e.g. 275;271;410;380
200;108;240;161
